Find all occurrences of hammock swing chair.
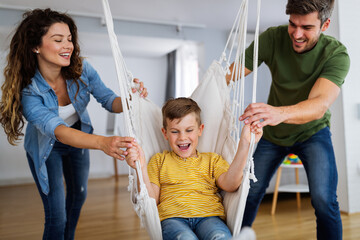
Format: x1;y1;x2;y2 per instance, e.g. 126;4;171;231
102;0;261;238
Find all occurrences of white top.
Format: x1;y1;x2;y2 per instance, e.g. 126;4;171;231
59;104;79;126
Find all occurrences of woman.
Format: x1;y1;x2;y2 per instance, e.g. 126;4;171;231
0;8;146;240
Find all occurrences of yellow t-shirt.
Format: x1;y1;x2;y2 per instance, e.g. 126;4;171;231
147;150;230;221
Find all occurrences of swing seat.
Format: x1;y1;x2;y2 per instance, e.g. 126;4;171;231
126;60;255;237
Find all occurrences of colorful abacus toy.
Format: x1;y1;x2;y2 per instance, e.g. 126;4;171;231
282;153;302;165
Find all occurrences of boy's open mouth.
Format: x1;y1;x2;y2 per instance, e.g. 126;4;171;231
178;143;190;151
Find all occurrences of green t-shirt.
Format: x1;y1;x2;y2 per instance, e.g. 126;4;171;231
245;25;350;146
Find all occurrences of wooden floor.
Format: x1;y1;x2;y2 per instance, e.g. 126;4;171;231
1;176;359;240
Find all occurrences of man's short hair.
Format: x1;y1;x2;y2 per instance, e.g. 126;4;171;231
162;97;201;129
286;0;335;25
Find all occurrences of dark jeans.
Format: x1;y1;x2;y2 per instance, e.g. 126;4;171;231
242;127;342;240
27;122;90;240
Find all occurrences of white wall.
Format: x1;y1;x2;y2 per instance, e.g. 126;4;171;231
0;126;30;184
324;3;349;213
336;0;360;214
0;27;32;185
316;0;360;214
125;57;168;107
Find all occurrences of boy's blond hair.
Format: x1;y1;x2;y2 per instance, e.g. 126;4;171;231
162;97;201;129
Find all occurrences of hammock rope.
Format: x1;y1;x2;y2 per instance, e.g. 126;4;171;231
101;2;163;238
221;0;260;182
249;0;261;182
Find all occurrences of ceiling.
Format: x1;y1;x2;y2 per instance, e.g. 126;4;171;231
0;0;289;57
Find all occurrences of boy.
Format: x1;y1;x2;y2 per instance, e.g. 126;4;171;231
126;97;262;240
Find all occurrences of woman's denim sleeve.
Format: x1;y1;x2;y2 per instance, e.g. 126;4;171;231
82;60;118;112
21;89;68;140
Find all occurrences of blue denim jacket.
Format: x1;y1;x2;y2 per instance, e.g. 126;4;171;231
21;60;117;195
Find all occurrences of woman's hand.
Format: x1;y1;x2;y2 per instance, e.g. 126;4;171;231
112;78;148;113
98;136;135;160
131;78;148;98
125;141;146;169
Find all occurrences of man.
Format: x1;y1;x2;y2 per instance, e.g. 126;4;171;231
227;0;350;239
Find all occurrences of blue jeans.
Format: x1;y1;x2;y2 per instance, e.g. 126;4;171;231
242;127;342;240
161;217;232;240
27;122;89;240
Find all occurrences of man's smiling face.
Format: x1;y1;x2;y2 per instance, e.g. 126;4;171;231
288;11;330;53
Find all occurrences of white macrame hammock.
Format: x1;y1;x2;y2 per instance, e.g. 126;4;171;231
102;0;261;238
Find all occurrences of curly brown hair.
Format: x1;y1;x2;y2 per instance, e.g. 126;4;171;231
0;8;83;145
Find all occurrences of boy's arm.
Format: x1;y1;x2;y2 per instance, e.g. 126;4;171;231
217;124;262;192
141;165;161;205
216;139;249;192
126;142;160;204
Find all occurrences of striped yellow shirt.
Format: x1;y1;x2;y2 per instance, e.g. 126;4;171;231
147;150;230;221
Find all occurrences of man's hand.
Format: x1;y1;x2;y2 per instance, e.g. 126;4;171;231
240;103;287;128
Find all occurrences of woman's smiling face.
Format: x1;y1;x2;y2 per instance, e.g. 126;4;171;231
35;22;73;69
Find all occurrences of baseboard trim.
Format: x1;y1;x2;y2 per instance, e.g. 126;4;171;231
0;177;34;186
0;172;117;187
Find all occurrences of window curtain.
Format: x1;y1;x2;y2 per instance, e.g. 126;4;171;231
165;50;176;101
175;44;199;98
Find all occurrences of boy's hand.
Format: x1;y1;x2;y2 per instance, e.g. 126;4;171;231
251;123;263;143
125;141;146;169
241;124;263;144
